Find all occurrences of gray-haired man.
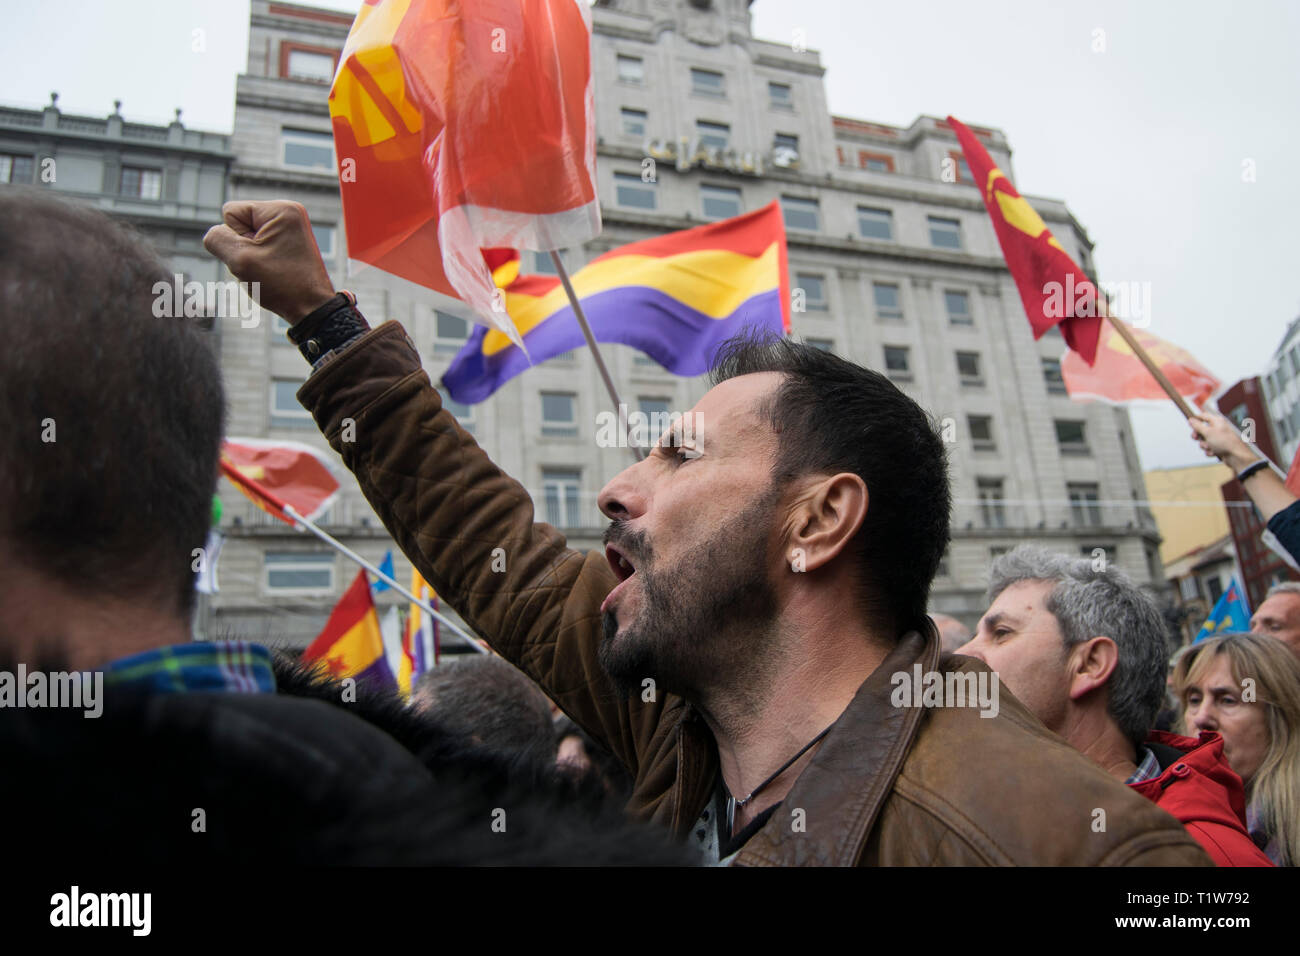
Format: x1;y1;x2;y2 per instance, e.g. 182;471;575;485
956;545;1272;866
1251;581;1300;659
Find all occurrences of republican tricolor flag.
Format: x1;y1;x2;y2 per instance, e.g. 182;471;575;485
442;201;791;403
303;569;396;690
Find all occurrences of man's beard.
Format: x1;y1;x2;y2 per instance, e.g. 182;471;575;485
598;483;782;703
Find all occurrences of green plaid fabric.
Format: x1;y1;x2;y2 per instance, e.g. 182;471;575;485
102;642;276;695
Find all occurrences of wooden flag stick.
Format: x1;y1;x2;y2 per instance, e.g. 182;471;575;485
1097;297;1197;420
550;250;644;463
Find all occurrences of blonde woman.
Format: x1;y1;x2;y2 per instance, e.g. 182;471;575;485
1174;633;1300;866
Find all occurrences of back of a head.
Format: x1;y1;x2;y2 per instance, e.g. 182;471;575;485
0;190;225;619
709;331;951;635
988;545;1169;750
412;655;558;766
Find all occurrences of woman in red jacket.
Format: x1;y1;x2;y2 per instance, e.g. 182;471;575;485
1175;633;1300;866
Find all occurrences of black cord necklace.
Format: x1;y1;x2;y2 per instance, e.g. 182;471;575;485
725;722;835;838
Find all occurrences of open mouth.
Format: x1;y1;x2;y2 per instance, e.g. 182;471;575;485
601;543;639;616
606;544;637;583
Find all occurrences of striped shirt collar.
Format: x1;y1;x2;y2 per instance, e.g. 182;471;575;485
1125;745;1162;785
103;642;276;695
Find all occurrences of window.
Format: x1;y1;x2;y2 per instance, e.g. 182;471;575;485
795;272;827;311
928;216;963;250
1205;576;1224;605
781;196;820;232
542;470;582;527
434;310;469;355
806;338;835;353
701;184;742;220
874;282;903;320
857;206;893;241
615;171;655;210
884;346;911;379
1068;482;1102;527
957;351;983;385
637;396;672;441
946;150;973;184
270;379;312;428
945;290;972;326
769;82;792;109
772;133;799;165
540;392;578;437
286;48;336;83
265;552;334;593
282;128;334;171
969;415;995;451
990;546;1010;559
859;151;895;173
620;108;647;137
1042;358;1067;394
617;55;643;84
119;166;162;200
1056;419;1089;454
0;153;34;184
696;120;730;151
311;224;336;259
978;478;1006;529
691;68;725;97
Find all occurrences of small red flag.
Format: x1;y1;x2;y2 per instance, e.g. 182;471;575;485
219;438;339;527
1061;322;1220;407
948;116;1103;364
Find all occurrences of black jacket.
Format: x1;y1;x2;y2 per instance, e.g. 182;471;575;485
1;657;693;865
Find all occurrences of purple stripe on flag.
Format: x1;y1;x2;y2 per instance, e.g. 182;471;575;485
354;655;397;691
442;287;785;404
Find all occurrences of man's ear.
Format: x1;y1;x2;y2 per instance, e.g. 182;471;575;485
1066;636;1120;702
784;473;868;573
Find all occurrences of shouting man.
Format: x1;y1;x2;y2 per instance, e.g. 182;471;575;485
205;200;1208;866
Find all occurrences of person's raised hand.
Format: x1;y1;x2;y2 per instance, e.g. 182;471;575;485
1189;411;1260;471
203;200;336;323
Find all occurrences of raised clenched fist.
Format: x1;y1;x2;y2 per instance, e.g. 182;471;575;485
203;200;337;324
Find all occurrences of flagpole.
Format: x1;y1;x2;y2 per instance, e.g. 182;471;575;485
550;250;644;463
282;504;489;656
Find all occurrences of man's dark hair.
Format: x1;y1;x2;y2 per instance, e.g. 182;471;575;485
412;655;559;768
0;189;225;615
709;330;951;633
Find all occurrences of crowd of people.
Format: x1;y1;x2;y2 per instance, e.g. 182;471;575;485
1;189;1296;866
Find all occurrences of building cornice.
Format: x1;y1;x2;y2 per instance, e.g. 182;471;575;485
0;120;234;161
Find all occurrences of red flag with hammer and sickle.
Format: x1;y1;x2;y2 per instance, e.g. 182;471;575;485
948;116;1102;365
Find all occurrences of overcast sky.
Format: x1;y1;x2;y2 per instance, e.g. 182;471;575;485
3;0;1297;472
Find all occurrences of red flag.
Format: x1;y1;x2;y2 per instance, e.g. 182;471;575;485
948;116;1102;364
1286;447;1300;497
219;438;339;527
1061;322;1220;406
329;0;600;345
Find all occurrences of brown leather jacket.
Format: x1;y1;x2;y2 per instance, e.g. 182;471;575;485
297;321;1212;867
